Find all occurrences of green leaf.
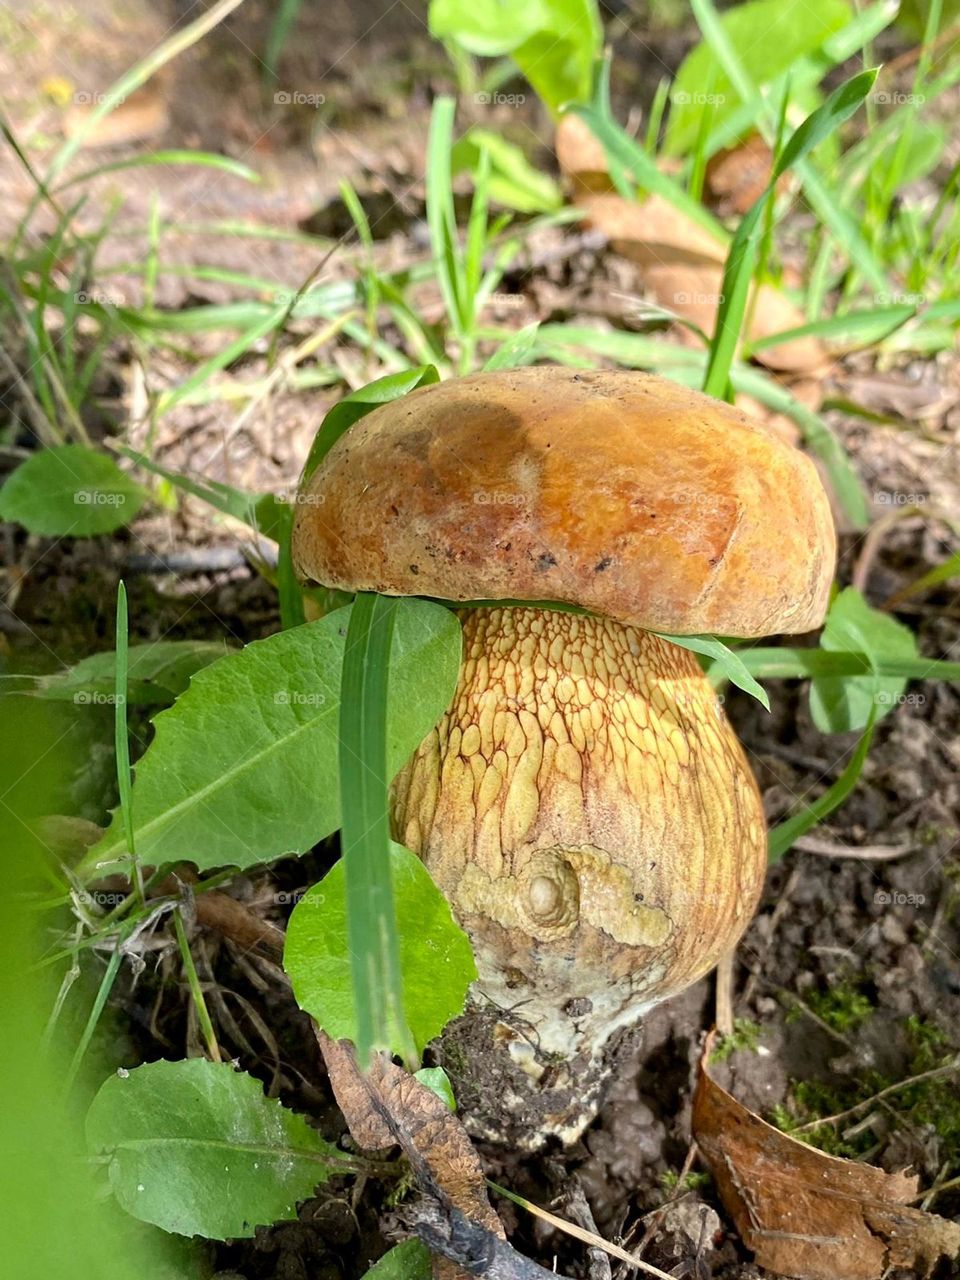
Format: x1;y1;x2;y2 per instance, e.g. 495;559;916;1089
0;445;146;536
768;712;876;862
662;633;770;710
301;366;441;485
430;0;602;111
809;587;918;733
284;842;477;1058
666;0;852;155
451;130;562;214
414;1066;457;1111
76;600;462;879
85;1059;345;1239
25;640;231;705
363;1240;433;1280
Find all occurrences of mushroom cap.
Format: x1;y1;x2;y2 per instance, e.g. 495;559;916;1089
292;366;836;637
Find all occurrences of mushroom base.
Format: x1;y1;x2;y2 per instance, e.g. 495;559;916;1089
393;606;767;1143
431;1000;647;1151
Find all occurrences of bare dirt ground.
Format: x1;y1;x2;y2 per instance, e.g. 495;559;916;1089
2;2;960;1278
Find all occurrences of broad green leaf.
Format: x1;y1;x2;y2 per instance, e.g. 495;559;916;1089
25;640;231;705
429;0;601;111
429;0;551;55
666;0;852;155
86;1059;345;1239
76;600;462;879
301;366;440;485
809;587;918;733
0;445;146;536
768;713;876;861
284;842;477;1058
664;634;770;710
414;1066;457;1110
363;1240;432;1280
451;130;562;214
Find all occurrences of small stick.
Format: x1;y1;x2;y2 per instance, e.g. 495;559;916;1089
489;1182;675;1280
714;950;735;1037
564;1178;612;1280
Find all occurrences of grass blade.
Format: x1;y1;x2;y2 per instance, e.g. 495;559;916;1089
702;69;877;400
339;593;416;1068
768;713;876;862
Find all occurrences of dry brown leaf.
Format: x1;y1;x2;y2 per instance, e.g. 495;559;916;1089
63;86;169;148
572;193;829;375
692;1039;960;1280
705;134;777;217
316;1027;504;1280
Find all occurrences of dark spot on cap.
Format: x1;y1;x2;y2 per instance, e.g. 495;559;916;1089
504;967;529;990
535;552;557;571
409;564;419;575
594;556;612;573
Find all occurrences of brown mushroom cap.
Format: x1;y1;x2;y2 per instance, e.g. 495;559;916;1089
292;366;836;637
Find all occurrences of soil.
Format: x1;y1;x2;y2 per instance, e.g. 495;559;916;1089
2;3;959;1279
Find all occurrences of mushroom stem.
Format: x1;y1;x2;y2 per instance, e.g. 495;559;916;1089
392;606;766;1145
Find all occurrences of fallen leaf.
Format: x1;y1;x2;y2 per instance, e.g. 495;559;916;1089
692;1037;960;1280
556;116;829;377
573;194;829;375
705;134;777;217
63;86;169;148
316;1029;503;1280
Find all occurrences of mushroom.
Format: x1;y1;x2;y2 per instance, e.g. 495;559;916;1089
292;366;836;1146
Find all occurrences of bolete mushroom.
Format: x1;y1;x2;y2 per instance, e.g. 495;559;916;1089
292;366;835;1146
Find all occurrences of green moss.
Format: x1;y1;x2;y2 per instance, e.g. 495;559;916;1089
658;1169;710;1195
772;1014;960;1167
710;1018;762;1063
789;981;875;1033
